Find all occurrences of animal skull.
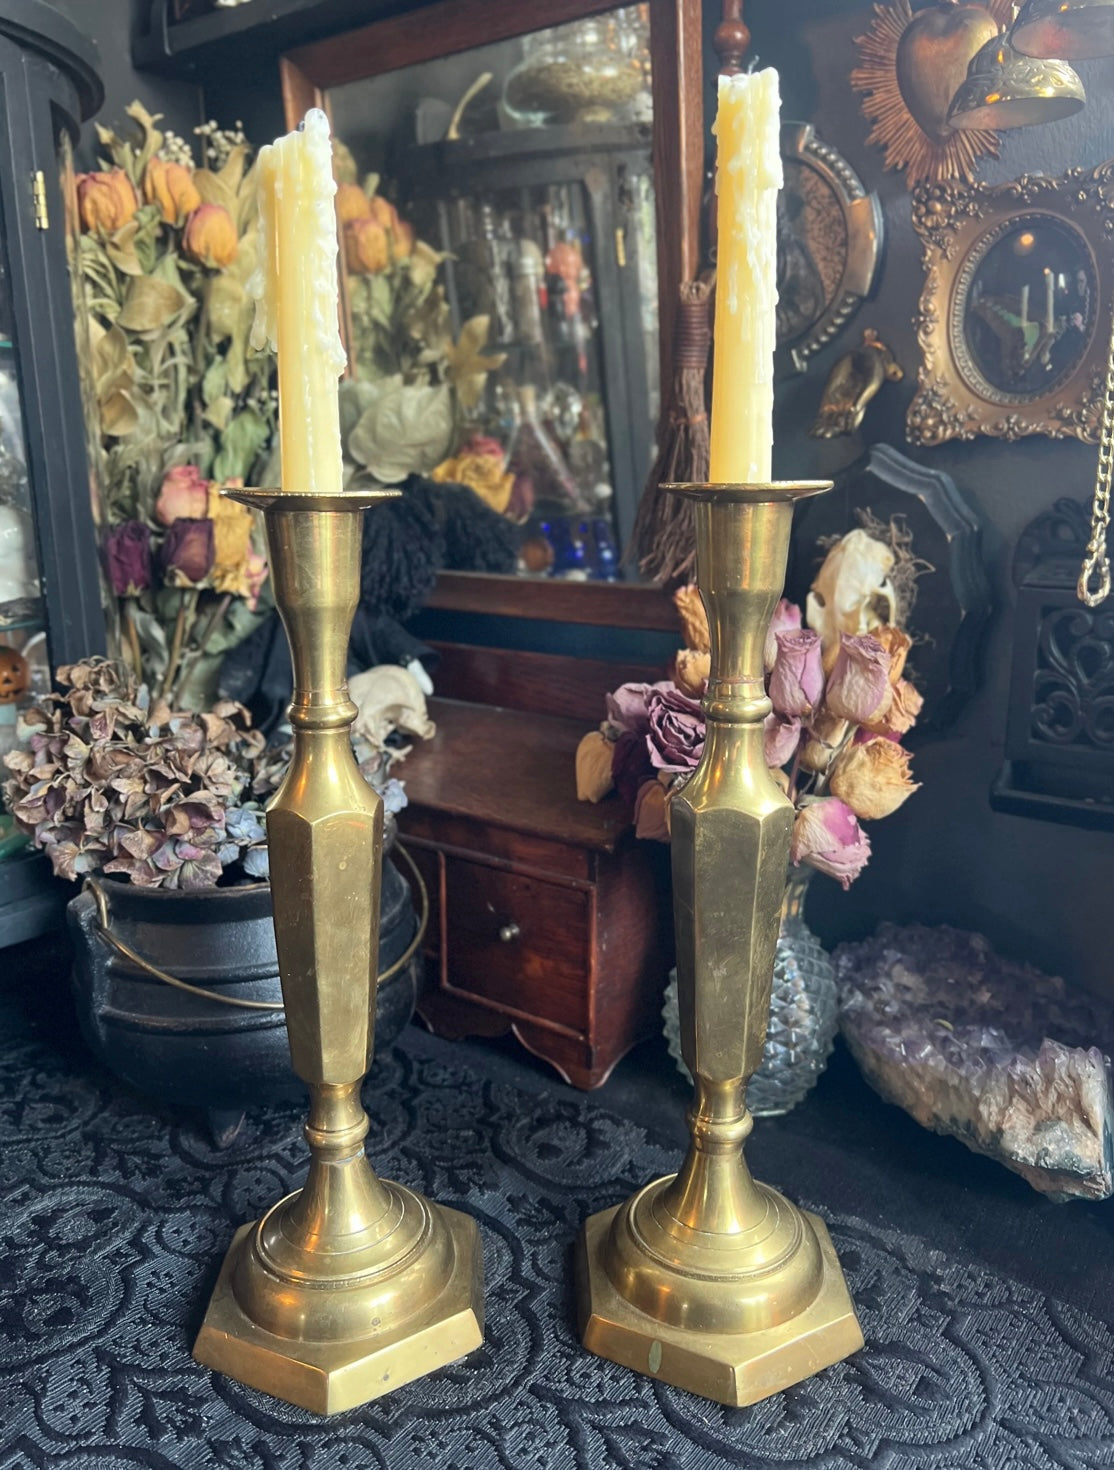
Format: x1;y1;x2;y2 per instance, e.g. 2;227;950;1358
806;528;897;658
349;664;436;758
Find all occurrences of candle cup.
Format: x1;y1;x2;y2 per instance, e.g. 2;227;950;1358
576;481;863;1407
193;489;483;1415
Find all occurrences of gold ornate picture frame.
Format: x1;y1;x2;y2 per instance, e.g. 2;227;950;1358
907;163;1114;447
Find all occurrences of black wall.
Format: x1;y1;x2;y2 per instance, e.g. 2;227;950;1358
744;0;1114;996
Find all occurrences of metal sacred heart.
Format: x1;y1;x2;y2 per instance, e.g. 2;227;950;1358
895;2;1002;141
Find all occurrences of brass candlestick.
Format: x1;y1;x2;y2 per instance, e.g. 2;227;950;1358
577;481;863;1407
194;489;484;1415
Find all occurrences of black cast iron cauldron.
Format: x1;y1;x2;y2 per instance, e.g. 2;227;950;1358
66;838;421;1146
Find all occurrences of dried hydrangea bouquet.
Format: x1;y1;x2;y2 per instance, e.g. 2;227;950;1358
578;519;928;1112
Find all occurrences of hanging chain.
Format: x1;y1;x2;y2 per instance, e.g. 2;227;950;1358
1078;305;1114;607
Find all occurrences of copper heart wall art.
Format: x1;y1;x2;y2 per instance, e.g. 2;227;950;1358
852;0;1016;186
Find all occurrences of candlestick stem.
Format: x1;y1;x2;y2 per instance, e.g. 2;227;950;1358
194;488;483;1415
576;481;862;1407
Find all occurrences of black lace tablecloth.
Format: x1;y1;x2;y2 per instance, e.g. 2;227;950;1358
1;959;1113;1469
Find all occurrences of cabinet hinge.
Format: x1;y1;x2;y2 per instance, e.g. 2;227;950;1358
32;171;48;230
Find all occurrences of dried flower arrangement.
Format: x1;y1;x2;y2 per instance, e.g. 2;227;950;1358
2;658;406;890
74;102;277;705
333;146;508;501
577;522;926;887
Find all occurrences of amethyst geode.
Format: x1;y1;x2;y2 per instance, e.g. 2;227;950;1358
835;925;1114;1202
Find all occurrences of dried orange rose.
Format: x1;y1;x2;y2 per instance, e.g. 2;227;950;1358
143;157;201;224
431;452;514;514
77;170;138;234
182;203;238;268
207;479;254;596
576;731;614;803
873;624;912;685
862;678;923;739
335;183;372;225
829;737;920;821
368;196;400;232
391;217;415;260
673;584;710;654
344;217;389;275
674;648;710;699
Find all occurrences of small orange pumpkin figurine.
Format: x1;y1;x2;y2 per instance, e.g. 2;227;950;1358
0;646;29;705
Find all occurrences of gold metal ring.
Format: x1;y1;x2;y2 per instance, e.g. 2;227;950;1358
84;841;429;1012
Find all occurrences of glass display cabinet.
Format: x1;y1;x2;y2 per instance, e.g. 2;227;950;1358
327;8;659;578
0;1;106;946
281;0;703;602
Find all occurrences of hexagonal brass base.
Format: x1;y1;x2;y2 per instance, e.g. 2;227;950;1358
576;1201;862;1407
194;1204;484;1414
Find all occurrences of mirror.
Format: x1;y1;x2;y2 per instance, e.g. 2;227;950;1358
281;0;702;609
961;216;1096;399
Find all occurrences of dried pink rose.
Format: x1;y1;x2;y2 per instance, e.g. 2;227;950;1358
244;550;269;612
155;464;209;527
764;599;802;672
764;712;801;769
769;628;824;719
823;633;893;726
790;796;872;889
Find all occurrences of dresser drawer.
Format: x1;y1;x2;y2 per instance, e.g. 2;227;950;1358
442;857;591;1035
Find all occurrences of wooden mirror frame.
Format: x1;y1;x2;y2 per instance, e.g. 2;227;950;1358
280;0;706;628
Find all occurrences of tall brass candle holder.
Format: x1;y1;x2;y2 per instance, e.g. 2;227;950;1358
194;488;484;1414
577;481;863;1407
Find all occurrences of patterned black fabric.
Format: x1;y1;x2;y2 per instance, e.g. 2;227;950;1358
1;971;1113;1469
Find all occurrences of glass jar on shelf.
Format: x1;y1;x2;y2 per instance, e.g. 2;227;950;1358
503;10;647;127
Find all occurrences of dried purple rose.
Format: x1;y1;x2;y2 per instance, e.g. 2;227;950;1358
104;520;153;597
160;517;215;587
605;680;674;738
646;685;705;773
611;730;656;807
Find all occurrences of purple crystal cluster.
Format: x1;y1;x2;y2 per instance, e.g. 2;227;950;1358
835;924;1114;1201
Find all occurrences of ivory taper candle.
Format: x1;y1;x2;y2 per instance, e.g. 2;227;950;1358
250;107;347;495
709;69;782;485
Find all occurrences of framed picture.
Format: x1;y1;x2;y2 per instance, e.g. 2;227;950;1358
907;163;1114;447
776;122;883;374
787;443;992;731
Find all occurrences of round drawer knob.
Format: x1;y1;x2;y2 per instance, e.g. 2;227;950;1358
499;922;521;944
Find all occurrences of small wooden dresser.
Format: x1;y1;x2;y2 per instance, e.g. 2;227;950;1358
398;697;674;1089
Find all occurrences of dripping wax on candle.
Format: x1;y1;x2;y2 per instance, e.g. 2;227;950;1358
249;107;348;495
709;68;782;486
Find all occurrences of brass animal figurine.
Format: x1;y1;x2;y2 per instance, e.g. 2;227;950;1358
809;330;904;438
